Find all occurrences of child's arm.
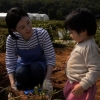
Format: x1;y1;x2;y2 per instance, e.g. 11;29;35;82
64;55;70;74
80;45;100;90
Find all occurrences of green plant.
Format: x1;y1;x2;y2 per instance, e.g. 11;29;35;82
0;85;62;100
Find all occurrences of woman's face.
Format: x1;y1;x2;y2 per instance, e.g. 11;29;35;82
15;16;33;40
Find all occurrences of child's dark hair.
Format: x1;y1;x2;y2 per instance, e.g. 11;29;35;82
65;8;97;36
5;7;29;39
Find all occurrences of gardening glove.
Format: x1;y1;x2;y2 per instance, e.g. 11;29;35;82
42;79;53;95
11;85;17;90
11;81;20;90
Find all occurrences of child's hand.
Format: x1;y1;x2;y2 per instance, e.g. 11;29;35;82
71;83;85;97
66;55;70;61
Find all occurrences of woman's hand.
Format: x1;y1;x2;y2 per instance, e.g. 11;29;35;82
43;65;53;95
42;79;53;94
71;83;85;97
11;85;17;90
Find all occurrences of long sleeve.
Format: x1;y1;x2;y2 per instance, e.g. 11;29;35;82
40;29;56;66
80;44;100;90
6;35;17;73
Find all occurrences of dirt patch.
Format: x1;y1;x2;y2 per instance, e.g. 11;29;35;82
0;47;100;100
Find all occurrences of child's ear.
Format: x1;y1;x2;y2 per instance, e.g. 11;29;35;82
82;29;87;35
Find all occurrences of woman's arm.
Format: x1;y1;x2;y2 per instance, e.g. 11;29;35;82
8;73;17;90
45;65;54;80
6;35;17;88
41;29;55;93
41;29;56;68
8;73;15;87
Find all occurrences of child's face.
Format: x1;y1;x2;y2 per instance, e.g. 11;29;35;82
68;29;88;43
15;16;33;40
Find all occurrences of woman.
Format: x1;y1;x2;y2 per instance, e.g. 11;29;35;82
5;7;55;94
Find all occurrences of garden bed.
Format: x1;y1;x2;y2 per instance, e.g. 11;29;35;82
0;47;100;100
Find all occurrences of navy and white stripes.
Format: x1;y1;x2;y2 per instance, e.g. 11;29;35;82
6;28;56;73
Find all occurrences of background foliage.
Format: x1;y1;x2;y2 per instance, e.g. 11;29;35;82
0;20;100;52
0;0;100;52
0;0;100;20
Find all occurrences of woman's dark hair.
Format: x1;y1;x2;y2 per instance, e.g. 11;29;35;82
65;8;97;36
5;7;29;39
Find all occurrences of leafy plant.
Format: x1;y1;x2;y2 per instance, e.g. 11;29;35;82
0;85;62;100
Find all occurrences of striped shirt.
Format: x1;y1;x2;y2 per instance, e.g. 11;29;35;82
6;28;56;73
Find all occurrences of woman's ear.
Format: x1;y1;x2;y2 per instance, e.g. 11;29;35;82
11;29;17;32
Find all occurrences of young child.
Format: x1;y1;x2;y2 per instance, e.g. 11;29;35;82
63;8;100;100
5;7;55;93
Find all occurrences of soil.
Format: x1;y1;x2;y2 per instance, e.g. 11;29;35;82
0;47;100;100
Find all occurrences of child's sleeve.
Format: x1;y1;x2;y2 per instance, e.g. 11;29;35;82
80;44;100;90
